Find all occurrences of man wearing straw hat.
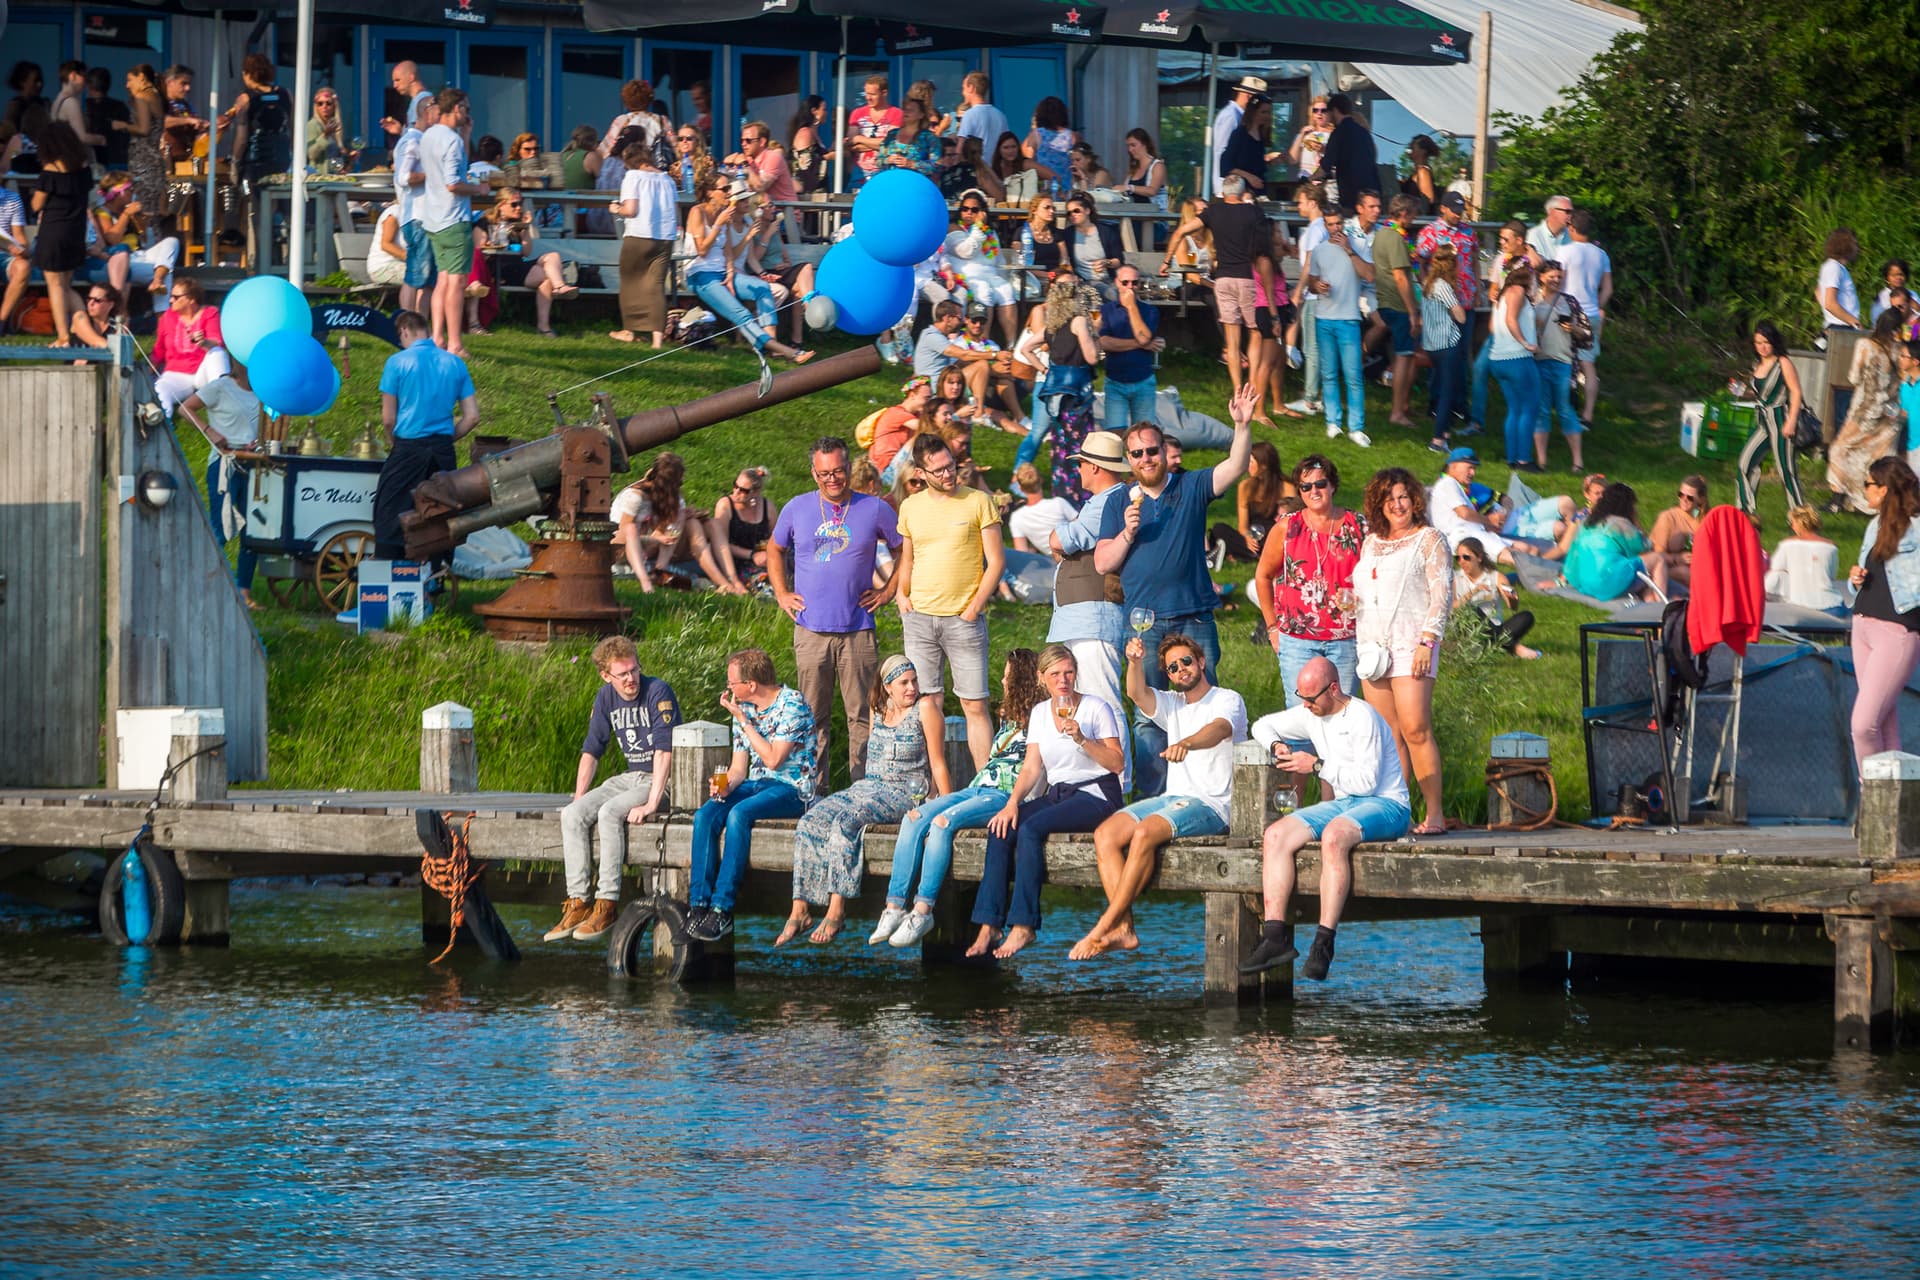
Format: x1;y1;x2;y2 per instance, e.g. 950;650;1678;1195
1211;74;1268;196
1047;429;1134;789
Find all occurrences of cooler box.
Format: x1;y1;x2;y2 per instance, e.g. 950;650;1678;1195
356;559;431;633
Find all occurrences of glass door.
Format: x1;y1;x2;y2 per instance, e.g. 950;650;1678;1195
553;36;630;145
648;44;715;149
372;31;447;159
462;30;543;150
989;48;1064;140
732;49;803;157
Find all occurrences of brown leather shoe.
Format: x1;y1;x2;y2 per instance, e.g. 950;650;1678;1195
543;897;591;942
573;898;619;941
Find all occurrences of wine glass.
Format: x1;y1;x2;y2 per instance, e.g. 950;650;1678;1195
1053;694;1077;733
1129;606;1156;636
1271;786;1300;815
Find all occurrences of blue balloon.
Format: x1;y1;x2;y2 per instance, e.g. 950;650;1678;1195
248;330;339;418
814;239;914;336
850;169;949;267
222;275;314;365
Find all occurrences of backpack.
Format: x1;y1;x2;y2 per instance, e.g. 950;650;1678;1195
1659;597;1709;725
854;407;888;450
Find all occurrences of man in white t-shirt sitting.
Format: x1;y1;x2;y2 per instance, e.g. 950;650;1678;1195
1241;655;1410;981
1071;631;1248;960
1429;447;1518;566
1006;464;1078;558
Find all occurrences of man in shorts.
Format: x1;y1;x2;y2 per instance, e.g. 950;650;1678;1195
1071;631;1248;960
1241;655;1411;981
1160;174;1267;402
1376;194;1423;428
895;433;1004;771
391;90;437;313
418;87;488;356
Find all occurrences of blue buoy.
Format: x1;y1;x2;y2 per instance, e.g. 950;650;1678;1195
120;845;152;944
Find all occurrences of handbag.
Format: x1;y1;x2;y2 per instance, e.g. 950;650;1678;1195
1558;296;1595;351
1353;536;1427;682
1792;403;1824;456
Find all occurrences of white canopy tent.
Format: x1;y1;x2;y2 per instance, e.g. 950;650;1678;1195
1354;1;1641;137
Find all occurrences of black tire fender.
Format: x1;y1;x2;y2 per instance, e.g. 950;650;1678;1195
98;838;187;946
606;896;692;982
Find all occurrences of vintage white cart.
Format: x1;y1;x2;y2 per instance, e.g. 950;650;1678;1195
241;452;382;613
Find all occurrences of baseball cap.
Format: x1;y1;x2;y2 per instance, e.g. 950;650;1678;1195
1438;191;1467;214
1072;430;1131;475
1446;446;1478;464
964;302;990;321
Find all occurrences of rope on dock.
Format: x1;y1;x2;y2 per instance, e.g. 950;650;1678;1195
1483;761;1564;832
420;812;480;964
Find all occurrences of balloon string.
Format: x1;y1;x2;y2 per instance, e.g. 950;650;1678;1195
548;293;808;400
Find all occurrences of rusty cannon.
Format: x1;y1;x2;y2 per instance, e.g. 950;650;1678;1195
402;345;883;641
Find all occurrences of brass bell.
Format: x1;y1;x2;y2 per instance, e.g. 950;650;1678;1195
352;421;384;460
297;422;326;457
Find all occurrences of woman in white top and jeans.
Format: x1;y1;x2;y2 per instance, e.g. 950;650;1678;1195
1354;468;1452;833
609;137;677;348
683;176;813;364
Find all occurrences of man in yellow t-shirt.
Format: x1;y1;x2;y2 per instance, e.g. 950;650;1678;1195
895;432;1005;771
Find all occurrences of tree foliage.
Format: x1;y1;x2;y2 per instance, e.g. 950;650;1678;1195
1487;0;1920;342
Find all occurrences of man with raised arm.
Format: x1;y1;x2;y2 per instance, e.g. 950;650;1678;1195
1241;656;1411;982
545;636;679;944
1094;381;1256;794
1071;631;1247;960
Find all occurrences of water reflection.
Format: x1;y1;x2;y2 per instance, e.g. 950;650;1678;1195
0;889;1917;1276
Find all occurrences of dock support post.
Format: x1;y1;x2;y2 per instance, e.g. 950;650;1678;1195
1831;915;1894;1051
942;716;973;795
1859;751;1920;861
1480;912;1568;986
664;723;735;982
1205;891;1288;1005
168;709;230;945
1228;742;1278;841
420;702;478;793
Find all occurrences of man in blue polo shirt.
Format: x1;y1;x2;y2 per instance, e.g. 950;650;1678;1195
373;309;479;558
1095;381;1255;795
1098;265;1164;433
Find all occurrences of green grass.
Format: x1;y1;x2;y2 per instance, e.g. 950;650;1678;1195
85;299;1869;819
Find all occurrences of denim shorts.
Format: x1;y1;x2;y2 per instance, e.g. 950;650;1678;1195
402;219;439;290
1380;307;1415;356
1276;635;1358;708
1119;793;1230;839
1293;793;1411;841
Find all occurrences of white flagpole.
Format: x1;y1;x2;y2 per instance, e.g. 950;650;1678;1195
288;0;315;285
204;12;221;266
830;15;848;196
1201;41;1216;199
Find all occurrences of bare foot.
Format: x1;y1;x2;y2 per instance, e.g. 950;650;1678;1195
609;329;638;343
1514;644;1542;660
446;346;471;359
774;911;812;946
964;924;999;958
1067;930;1108;961
808;915;844;945
1104;923;1140;952
993;924;1036;959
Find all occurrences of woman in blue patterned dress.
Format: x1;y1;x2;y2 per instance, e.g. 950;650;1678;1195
1022;96;1073;197
780;655;952;945
870;648;1044;948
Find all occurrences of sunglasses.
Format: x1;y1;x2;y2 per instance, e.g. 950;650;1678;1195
87;295;111;305
1295;684;1330;705
960;205;985;214
1455;554;1475;564
677;134;697;142
1129;446;1161;459
733;484;757;496
1164;655;1196;675
1679;491;1700;501
1117;278;1139;287
1298;478;1332;493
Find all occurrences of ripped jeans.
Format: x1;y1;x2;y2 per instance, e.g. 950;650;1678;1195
884;785;1008;909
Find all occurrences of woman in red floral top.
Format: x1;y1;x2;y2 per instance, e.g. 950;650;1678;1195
1253;452;1366;705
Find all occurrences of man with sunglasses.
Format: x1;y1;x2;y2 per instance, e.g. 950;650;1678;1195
768;436;902;784
1071;632;1247;961
1098;267;1164;435
1095;382;1257;795
1242;656;1411;982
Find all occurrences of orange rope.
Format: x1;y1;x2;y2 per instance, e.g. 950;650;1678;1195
420;812;480;964
1482;761;1579;832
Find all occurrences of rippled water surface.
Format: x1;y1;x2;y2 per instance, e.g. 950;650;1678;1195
3;882;1918;1278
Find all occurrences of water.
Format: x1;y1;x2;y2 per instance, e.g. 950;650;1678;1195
4;882;1919;1278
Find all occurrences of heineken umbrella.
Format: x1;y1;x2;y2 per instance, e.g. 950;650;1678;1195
1098;0;1471;65
582;0;1101;51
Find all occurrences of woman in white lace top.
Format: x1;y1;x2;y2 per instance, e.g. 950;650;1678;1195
1355;467;1452;833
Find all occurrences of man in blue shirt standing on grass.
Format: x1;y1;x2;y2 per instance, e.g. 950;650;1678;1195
1098;266;1164;434
1095;381;1256;795
373;308;478;559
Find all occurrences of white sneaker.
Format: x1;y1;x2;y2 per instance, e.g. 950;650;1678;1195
875;335;899;365
1287;345;1303;369
889;910;938;947
1326;421;1342;439
1348;430;1373;448
868;905;910;945
1286;397;1314;413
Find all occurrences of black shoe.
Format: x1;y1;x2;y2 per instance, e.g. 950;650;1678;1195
690;908;733;942
1239;929;1298;974
1302;927;1337;980
684;904;711;938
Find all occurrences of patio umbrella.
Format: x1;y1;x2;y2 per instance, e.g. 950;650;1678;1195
1097;1;1471;65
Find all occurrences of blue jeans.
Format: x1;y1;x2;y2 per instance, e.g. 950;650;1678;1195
1490;355;1541;464
687;269;775;351
1014;393;1054;473
1426;340;1463;441
971;786;1118;931
204;456;258;593
1132;610;1220;797
1469;332;1493;427
1276;635;1358;707
885;786;1007;908
1103;375;1158;434
1534;358;1582;438
687;777;807;911
1316;315;1364;435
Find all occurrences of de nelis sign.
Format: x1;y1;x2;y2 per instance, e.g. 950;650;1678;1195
1089;0;1472;65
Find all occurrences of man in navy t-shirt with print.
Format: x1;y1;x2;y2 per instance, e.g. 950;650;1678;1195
768;435;902;786
1095;382;1256;795
546;635;680;944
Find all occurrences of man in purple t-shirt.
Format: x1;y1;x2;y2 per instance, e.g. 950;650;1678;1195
768;435;903;783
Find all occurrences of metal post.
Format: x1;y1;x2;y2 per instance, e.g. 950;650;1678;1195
830;16;848;196
289;0;315;286
1471;9;1492;217
204;12;223;266
1200;41;1216;200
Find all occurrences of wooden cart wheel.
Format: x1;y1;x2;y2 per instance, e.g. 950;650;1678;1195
263;574;299;609
314;530;375;614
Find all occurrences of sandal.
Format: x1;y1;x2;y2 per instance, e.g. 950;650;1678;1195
808;915;844;945
1276;404;1307;418
538;329;559;338
1411;820;1450;837
789;348;815;365
774;911;813;947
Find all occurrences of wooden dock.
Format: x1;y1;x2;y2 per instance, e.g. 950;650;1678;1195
2;710;1917;1050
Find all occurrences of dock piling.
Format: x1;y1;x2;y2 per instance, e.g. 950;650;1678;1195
168;710;230;945
1204;891;1287;1004
419;702;479;793
1228;742;1278;842
1831;915;1895;1050
662;724;735;981
1858;751;1920;862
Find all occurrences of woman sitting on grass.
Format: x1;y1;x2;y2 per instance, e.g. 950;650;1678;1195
610;452;746;594
1765;503;1847;616
780;655;950;945
1562;481;1669;603
707;466;779;594
1452;536;1540;659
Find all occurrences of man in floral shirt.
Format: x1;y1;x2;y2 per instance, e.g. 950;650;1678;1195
1415;191;1480;310
686;647;818;941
